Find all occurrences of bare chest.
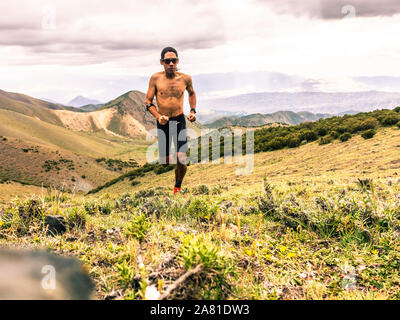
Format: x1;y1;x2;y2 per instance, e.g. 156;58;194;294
156;77;186;99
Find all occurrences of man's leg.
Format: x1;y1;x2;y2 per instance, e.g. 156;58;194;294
175;152;187;189
157;122;171;166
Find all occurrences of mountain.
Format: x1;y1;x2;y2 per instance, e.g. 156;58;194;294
0;88;203;139
67;96;103;108
195;109;248;124
204;111;332;129
56;90;203;138
201;91;400;114
0;89;81;126
0;89;203;191
79;104;105;112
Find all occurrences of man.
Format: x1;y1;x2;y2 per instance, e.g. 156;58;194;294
145;47;197;194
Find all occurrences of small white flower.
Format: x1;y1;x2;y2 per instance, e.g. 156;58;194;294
145;285;161;300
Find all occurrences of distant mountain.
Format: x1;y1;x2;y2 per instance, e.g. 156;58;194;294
79;103;105;112
196;109;248;124
201;91;400;114
67;96;102;108
204;111;332;129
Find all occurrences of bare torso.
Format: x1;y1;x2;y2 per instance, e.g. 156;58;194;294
153;71;189;118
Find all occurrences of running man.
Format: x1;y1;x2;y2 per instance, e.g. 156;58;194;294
145;47;197;194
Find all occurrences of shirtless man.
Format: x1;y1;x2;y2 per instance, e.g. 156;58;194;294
145;47;197;194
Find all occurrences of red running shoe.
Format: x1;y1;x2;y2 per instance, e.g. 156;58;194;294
173;187;181;194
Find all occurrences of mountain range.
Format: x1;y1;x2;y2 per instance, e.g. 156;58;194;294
204;111;333;128
201;91;400;114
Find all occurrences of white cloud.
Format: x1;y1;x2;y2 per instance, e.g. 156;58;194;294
0;0;400;102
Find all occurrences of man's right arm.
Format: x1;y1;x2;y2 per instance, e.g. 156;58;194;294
145;75;161;121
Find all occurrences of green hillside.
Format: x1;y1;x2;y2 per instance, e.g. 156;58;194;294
0;89;79;125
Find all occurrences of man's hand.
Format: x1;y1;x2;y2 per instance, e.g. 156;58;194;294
187;112;196;122
158;115;169;125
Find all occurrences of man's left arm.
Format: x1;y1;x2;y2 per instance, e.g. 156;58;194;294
186;75;197;122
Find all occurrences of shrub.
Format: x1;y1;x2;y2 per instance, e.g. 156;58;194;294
66;207;87;229
287;135;301;148
83;200;98;215
186;198;219;221
98;201;113;215
361;129;376;139
329;131;340;139
319;135;333;145
177;235;235;299
394;106;400;113
192;184;210;195
339;132;352;142
267;137;286;150
316;127;328;136
153;164;175;174
381;115;400;126
359;118;379;131
299;130;318;142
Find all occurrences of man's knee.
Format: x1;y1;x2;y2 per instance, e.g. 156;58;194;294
176;152;187;165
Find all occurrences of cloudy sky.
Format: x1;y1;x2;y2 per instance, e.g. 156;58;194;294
1;0;400;106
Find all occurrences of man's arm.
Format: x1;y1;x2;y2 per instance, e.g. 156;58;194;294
145;74;161;120
186;75;197;111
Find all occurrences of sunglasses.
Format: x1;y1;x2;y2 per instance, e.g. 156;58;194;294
162;58;178;64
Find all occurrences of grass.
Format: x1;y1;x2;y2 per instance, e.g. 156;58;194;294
0;126;399;300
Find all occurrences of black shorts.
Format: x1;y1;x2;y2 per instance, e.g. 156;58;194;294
156;113;188;163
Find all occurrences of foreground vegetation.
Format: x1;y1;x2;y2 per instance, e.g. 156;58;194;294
1;173;399;299
0;112;399;300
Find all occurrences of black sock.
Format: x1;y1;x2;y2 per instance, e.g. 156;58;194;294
175;179;182;188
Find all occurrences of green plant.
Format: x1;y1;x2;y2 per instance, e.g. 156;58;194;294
192;184;210;195
319;135;333;145
361;129;376;139
186;198;219;221
125;212;151;243
177;235;235;299
66;207;87;229
339;132;352;142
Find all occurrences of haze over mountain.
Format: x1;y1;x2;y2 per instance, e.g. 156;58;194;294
67;96;103;108
204;111;333;129
201;91;400;115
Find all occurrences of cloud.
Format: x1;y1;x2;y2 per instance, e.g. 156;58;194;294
256;0;400;19
0;0;226;65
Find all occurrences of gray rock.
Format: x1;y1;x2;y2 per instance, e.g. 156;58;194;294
0;248;94;299
44;215;67;235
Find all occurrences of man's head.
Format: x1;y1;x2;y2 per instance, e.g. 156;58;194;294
160;47;179;75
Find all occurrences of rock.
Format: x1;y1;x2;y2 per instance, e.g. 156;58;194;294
44;215;67;235
0;248;94;299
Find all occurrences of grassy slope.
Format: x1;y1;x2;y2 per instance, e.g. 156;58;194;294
1;127;400;300
96;127;400;196
0;89;78;125
0;109;153;194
